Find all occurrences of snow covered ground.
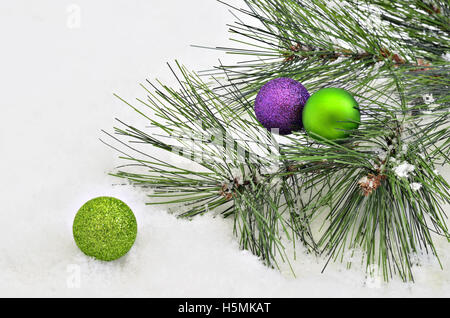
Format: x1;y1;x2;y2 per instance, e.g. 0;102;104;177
1;0;449;297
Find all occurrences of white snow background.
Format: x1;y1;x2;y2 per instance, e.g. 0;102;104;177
1;0;449;297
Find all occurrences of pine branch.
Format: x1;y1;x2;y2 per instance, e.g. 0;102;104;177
103;62;317;271
278;80;449;280
106;0;449;282
201;0;449;115
201;0;449;281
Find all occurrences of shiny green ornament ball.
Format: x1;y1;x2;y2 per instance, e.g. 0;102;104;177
73;197;137;261
302;88;360;141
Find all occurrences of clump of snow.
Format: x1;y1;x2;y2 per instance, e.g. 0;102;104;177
359;176;369;184
393;162;415;178
443;52;450;62
375;148;388;162
411;183;422;191
400;144;408;156
423;94;435;105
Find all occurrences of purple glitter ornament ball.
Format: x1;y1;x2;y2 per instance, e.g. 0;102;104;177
254;77;310;135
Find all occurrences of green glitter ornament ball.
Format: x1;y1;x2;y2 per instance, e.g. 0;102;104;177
302;88;360;141
73;197;137;261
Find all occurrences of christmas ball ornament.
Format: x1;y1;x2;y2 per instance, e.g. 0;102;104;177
73;196;137;261
254;77;310;135
302;88;360;141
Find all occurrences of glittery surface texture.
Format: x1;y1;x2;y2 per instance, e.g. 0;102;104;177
73;197;137;261
254;77;310;135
